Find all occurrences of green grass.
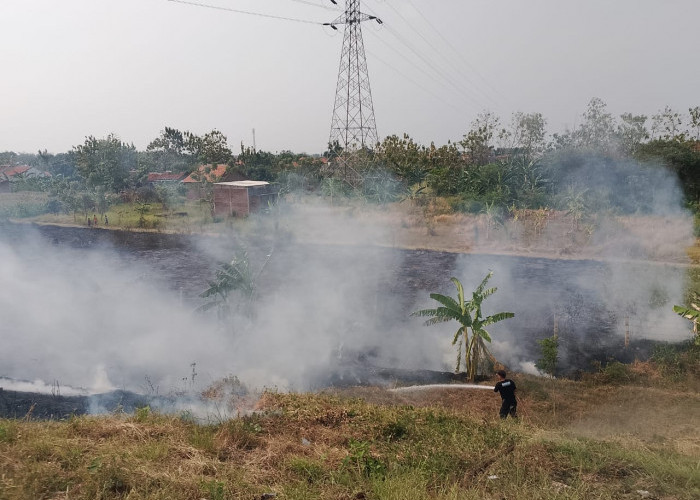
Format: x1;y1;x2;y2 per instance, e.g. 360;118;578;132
0;192;50;220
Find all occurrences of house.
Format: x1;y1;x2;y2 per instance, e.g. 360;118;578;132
213;181;278;217
0;165;50;193
182;164;229;200
146;171;187;186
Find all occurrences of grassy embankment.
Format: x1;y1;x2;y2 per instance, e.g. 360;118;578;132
7;195;700;264
1;356;699;500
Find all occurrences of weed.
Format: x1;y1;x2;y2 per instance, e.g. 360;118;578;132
342;439;386;478
134;405;151;423
201;479;227;500
0;421;18;443
287;457;326;484
188;424;217;454
381;420;409;441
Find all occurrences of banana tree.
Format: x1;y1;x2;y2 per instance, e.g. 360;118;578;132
673;293;699;345
412;272;514;380
197;248;255;320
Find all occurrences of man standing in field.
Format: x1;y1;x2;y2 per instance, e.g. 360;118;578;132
494;369;517;419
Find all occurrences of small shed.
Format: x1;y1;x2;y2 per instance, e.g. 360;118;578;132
213;181;278;217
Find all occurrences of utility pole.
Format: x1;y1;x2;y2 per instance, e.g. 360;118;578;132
325;1;382;151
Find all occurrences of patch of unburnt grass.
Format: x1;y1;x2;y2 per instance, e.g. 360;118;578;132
0;384;698;499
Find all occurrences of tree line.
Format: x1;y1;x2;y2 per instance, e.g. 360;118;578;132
1;98;699;219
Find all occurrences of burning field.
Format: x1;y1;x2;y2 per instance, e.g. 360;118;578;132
0;203;698;499
0;199;696;400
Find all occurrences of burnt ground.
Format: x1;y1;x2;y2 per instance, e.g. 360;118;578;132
0;388;151;420
0;368;464;420
0;221;689;419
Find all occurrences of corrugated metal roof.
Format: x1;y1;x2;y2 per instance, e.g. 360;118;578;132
147;172;186;182
215;181;270;187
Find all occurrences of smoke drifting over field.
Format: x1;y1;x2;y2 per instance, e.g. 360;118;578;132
0;215;445;398
0;155;696;402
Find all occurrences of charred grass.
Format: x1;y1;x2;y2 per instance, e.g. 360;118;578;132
1;379;699;500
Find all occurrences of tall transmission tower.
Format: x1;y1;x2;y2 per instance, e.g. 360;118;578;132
325;1;382;151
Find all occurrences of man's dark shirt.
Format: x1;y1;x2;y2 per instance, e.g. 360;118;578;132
494;379;516;402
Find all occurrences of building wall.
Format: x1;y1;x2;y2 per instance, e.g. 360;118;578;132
213;185;250;216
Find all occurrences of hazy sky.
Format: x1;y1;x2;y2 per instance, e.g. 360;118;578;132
1;0;698;155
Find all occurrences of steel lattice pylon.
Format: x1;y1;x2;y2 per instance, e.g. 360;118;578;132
326;0;380;151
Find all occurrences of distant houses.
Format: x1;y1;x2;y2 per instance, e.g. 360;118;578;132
181;163;240;200
0;165;50;193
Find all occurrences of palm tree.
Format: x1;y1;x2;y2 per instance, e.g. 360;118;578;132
412;272;514;380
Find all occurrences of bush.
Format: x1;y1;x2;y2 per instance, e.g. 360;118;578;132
590;360;632;385
652;341;700;379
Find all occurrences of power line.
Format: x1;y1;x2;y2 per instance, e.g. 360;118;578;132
372;0;502;111
167;0;323;24
361;2;491;111
364;29;472;112
286;0;340;11
365;46;470;115
380;24;488;110
403;0;513;107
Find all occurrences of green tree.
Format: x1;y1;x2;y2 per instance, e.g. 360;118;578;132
575;97;615;151
238;147;279;181
72;134;137;191
375;134;429;187
412;272;514;380
689;106;700;141
651;106;684;141
144;127;198;173
459;112;503;166
535;335;559;376
507;111;547;159
637;139;700;206
135;202;150;228
617;113;649;155
185;129;233;165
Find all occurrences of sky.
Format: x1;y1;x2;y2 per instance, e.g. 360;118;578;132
1;0;698;155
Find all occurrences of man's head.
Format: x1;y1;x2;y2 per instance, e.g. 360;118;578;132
496;369;507;380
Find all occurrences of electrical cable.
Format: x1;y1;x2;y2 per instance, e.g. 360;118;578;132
365;47;471;115
365;28;475;112
167;0;323;24
361;1;490;110
371;0;503;112
286;0;341;11
378;24;488;110
403;0;513;107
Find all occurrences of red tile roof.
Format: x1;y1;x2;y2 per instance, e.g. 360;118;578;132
182;164;228;183
0;165;31;177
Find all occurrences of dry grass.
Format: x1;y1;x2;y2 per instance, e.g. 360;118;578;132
2;375;698;500
688;241;700;264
